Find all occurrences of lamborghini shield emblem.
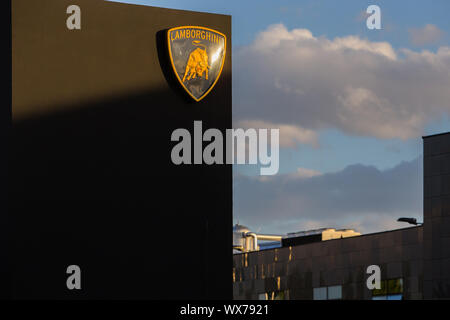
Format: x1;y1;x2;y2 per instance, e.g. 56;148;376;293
167;26;226;102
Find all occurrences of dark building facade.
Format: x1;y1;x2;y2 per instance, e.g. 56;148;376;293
233;132;450;300
9;0;232;299
423;133;450;298
233;226;423;300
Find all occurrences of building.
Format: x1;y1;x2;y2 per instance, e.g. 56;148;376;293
233;226;360;253
233;132;450;300
423;132;450;299
9;0;232;299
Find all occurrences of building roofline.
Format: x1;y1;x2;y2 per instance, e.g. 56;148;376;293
233;225;423;256
422;131;450;139
293;225;423;245
336;225;422;239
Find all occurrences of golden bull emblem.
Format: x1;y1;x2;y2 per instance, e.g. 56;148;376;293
182;41;211;82
167;26;226;102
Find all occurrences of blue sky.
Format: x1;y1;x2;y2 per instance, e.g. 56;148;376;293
110;0;450;173
111;0;450;234
110;0;450;48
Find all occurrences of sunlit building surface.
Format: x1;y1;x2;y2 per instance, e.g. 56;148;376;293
233;132;450;300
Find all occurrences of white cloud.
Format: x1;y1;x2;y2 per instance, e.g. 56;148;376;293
236;120;318;148
336;86;423;139
234;24;450;140
234;158;423;235
295;167;322;179
326;35;397;60
409;24;444;46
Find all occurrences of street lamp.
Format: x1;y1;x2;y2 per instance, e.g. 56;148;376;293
397;217;423;226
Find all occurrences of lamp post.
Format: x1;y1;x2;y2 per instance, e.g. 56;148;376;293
397;217;423;226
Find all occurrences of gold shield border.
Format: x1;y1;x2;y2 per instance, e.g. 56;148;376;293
167;26;227;102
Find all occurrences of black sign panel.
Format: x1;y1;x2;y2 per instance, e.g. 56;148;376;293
10;0;232;300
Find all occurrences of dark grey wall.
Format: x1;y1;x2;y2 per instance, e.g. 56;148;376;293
233;227;423;300
423;133;450;299
1;0;12;301
11;0;232;299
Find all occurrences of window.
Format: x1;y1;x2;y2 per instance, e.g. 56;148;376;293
372;294;402;300
313;285;342;300
387;294;402;300
313;287;327;300
372;278;403;300
260;291;289;300
327;285;342;300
